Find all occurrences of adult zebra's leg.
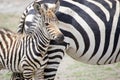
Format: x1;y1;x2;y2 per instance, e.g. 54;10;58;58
44;41;68;80
44;52;64;79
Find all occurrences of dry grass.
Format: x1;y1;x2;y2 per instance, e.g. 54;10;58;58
55;55;120;80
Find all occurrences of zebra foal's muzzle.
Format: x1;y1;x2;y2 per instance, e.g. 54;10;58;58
54;33;64;43
45;22;64;43
44;21;64;43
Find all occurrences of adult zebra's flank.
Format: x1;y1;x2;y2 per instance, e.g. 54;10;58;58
13;0;120;79
0;1;64;80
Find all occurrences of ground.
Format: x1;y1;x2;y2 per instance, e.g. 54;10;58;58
0;0;120;80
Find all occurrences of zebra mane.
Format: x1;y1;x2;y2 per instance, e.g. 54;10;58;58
17;0;43;34
24;12;46;36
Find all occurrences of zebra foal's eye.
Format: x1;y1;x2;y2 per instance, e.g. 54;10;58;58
45;23;49;26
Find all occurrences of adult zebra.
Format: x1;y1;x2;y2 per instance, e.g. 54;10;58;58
12;0;120;80
0;1;64;80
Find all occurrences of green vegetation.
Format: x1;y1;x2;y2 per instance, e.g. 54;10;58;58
0;13;20;31
0;70;12;80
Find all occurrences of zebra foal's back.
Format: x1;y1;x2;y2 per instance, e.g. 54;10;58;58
0;28;21;70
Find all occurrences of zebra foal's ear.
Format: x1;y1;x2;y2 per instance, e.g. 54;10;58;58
53;0;60;13
33;2;44;14
33;2;40;12
42;0;60;13
33;2;45;16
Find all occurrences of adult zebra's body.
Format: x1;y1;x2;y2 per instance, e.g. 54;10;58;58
0;1;64;80
13;0;120;79
58;0;120;65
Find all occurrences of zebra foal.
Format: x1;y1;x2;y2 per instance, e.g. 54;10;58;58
0;1;64;80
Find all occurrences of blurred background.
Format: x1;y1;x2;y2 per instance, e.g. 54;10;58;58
0;0;120;80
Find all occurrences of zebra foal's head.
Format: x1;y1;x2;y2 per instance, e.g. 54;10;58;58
33;0;64;43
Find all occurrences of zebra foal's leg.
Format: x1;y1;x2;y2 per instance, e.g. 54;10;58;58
10;69;34;80
0;62;3;70
34;69;44;80
11;72;44;80
10;73;24;80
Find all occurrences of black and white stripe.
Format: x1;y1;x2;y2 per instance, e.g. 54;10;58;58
57;0;120;65
13;0;120;79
